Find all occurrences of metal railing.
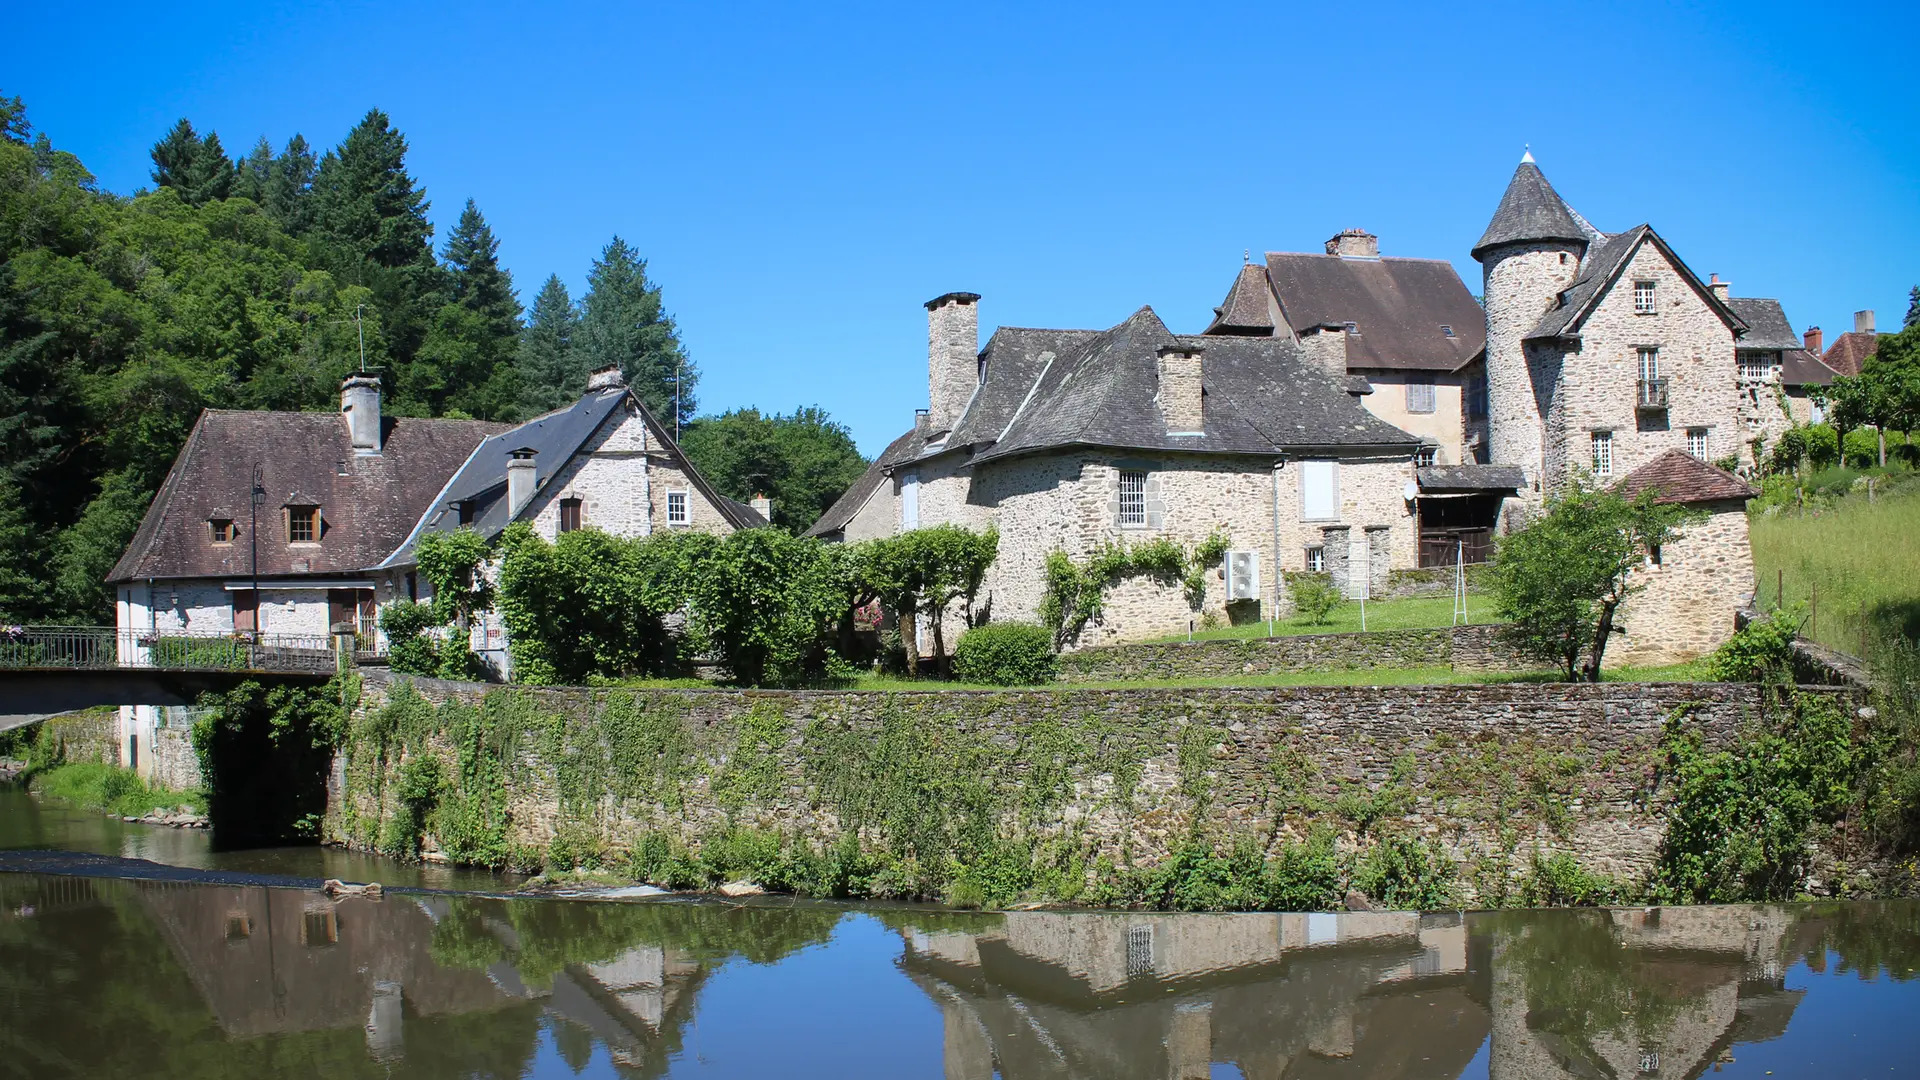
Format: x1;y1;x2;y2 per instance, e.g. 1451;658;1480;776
0;625;342;673
1636;377;1670;410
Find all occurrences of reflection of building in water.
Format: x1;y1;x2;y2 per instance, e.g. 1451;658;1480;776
1488;905;1805;1080
135;882;706;1076
902;910;1486;1079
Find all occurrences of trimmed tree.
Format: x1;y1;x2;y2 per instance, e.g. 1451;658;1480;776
1490;479;1701;681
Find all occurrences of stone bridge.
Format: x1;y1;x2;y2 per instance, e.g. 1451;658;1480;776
0;626;341;728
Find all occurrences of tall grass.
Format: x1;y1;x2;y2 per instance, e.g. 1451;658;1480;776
30;763;203;817
1749;485;1920;654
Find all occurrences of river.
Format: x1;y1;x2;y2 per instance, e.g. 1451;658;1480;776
2;786;1917;1078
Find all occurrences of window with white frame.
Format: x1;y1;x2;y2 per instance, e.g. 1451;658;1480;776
1591;431;1613;475
1415;446;1438;467
666;490;688;525
1636;347;1660;381
1633;280;1656;314
1117;469;1148;527
1405;376;1435;414
1300;461;1339;521
1305;546;1326;572
1739;352;1775;381
1686;428;1710;459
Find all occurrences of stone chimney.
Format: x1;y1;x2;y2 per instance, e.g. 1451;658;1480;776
1156;345;1204;434
925;292;982;434
750;493;773;521
1298;325;1350;380
340;374;383;455
506;448;538;520
914;407;930;435
1804;326;1823;355
1324;229;1379;258
1855;310;1876;334
587;365;626;392
1709;273;1730;304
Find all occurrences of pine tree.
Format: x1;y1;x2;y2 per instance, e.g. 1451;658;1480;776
576;236;695;428
517;274;584;415
149;118;202;190
233;136;274;204
410;199;522;419
267;134;317;234
310;109;445;378
0;93;28;145
184;130;233;204
1905;286;1918;330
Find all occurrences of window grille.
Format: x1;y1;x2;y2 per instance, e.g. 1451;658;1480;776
666;491;688;525
1406;377;1435;414
1591;431;1613;476
209;519;234;544
1126;924;1154;977
1687;428;1709;459
1740;352;1774;381
1636;347;1660;381
288;506;319;543
1305;547;1326;572
559;498;583;533
1117;469;1148;527
1634;281;1656;314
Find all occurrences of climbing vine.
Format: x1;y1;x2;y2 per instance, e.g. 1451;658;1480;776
1038;531;1230;648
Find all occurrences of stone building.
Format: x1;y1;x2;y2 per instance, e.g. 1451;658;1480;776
109;368;754;752
1817;308;1889;376
810;295;1424;644
1609;450;1758;667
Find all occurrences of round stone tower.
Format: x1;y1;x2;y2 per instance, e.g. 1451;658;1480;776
1472;153;1588;492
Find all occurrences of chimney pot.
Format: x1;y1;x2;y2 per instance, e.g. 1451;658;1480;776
925;292;981;433
506;447;538;521
1709;275;1730;303
1804;326;1824;355
1324;229;1379;258
340;374;383;455
1854;309;1876;334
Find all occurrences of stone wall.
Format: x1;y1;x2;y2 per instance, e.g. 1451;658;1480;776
332;672;1845;896
151;727;204;791
1606;500;1754;668
524;400;737;541
1481;240;1584;494
1055;624;1530;681
41;708;119;766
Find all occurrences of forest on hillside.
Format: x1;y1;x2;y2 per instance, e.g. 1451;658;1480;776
0;92;867;624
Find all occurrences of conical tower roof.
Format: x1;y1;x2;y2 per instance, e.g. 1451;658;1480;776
1471;155;1588;260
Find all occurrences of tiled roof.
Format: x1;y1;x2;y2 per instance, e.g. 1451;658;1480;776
1822;331;1885;377
1726;297;1804;351
1417;464;1527;493
1615;449;1757;505
1472;160;1589;259
945;327;1099;449
1258;253;1486;373
1202;263;1274;336
109;411;505;583
1780;348;1838;388
968;306;1418;467
1527;227;1746;342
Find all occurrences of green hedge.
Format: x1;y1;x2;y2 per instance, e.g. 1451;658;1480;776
952;623;1056;686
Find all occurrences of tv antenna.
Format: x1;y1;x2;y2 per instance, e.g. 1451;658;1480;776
354;304;367;372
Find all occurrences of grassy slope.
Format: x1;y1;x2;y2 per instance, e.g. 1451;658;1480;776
31;762;204;817
1750;480;1920;653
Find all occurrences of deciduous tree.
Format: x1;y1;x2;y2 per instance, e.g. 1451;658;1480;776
678;406;868;531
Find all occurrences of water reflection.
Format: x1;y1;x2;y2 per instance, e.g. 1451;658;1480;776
1;869;1916;1079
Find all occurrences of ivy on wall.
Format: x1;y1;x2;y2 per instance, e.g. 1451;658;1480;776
1039;531;1230;648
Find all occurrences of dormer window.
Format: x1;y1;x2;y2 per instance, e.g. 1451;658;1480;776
1439;324;1455;338
287;505;321;544
456;500;476;526
1343;321;1359;335
1633;280;1656;314
209;518;235;544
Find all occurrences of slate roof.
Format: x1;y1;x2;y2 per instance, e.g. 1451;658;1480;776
803;425;927;538
1202;263;1274;336
1781;348;1838;388
1614;450;1757;505
945;328;1100;449
1416;464;1526;493
1726;297;1804;351
1260;253;1486;372
108;411;505;583
1822;330;1886;377
1472;159;1589;259
967;306;1417;467
383;387;759;567
1526;226;1747;342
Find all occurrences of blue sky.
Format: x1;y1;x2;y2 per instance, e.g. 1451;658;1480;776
12;0;1917;455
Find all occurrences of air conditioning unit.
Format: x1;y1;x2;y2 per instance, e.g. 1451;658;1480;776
1224;550;1260;601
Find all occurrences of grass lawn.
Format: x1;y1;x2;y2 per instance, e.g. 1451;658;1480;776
1143;592;1500;643
851;660;1708;691
1750;480;1920;653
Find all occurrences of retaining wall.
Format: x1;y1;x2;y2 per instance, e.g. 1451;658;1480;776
329;672;1853;898
1056;624;1531;682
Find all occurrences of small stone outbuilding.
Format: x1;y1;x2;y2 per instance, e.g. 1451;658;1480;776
1607;450;1758;667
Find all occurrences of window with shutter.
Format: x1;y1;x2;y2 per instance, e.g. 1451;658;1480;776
1301;461;1338;521
1406;377;1435;414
